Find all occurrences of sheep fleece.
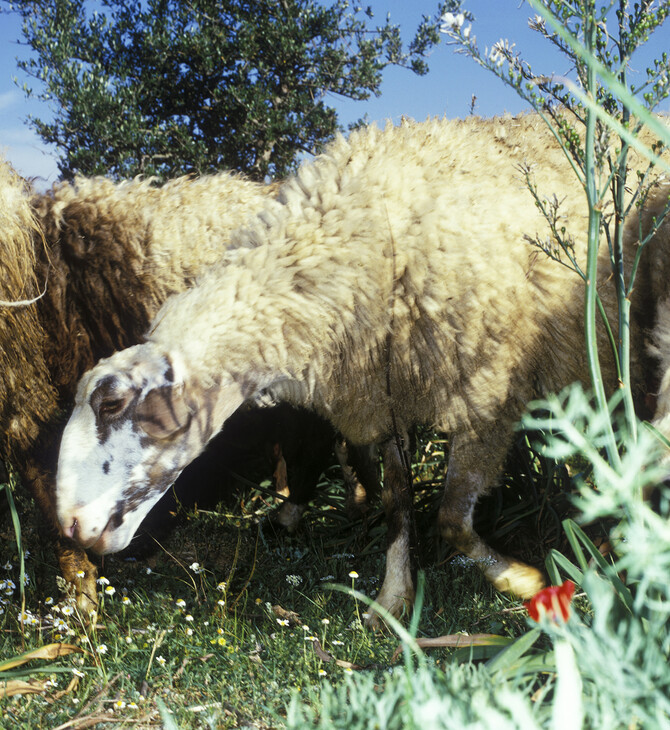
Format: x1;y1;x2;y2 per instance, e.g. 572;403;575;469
57;115;668;608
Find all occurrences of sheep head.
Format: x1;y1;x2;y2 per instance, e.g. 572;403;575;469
56;342;245;554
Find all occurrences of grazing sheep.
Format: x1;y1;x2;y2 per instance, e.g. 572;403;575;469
0;159;56;459
55;114;669;620
3;168;344;612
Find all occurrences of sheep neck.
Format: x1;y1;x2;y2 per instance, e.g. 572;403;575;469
149;238;384;425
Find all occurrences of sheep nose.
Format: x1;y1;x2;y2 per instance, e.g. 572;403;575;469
61;514;101;549
62;516;79;541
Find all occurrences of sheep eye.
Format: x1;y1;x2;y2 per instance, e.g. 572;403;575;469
98;398;126;418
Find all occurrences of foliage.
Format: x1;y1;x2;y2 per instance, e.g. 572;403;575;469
287;386;670;730
5;0;446;181
526;387;670;729
0;474;526;728
1;468;26;612
285;659;544;730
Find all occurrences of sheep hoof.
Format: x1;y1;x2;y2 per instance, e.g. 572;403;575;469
57;543;100;621
273;502;306;533
74;576;100;619
345;483;371;521
365;588;415;630
490;561;546;599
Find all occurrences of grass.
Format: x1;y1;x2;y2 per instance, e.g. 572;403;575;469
0;433;577;728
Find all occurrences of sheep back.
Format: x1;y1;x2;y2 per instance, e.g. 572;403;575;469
154;114;661;444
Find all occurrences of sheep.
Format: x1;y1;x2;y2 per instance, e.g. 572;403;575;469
3;167;346;613
0;159;57;460
54;113;670;621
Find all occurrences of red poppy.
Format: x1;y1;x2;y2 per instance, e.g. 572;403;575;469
524;580;575;622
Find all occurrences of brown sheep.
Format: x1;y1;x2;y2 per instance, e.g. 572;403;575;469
0;159;57;459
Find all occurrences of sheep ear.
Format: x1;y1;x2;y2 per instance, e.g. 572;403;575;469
136;385;191;440
207;380;247;432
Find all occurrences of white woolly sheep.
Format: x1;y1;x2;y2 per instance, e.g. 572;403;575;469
55;114;670;620
3;168;350;612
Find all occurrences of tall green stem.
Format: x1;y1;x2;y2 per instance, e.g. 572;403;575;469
583;13;622;469
614;4;638;442
615;116;638;442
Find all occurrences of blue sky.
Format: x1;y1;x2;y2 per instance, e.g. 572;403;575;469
0;1;667;187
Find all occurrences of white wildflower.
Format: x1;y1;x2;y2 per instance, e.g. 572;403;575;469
489;39;515;68
440;11;465;31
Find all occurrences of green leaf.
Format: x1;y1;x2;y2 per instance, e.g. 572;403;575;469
485;626;543;675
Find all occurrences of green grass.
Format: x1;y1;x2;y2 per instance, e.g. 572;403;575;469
0;434;556;729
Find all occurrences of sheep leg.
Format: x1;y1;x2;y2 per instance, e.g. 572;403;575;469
437;430;545;599
265;405;339;532
335;438;380;520
270;441;307;530
20;439;99;616
367;435;416;627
